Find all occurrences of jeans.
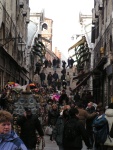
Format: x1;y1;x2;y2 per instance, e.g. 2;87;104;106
59;145;64;150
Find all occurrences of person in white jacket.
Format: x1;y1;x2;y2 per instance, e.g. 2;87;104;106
104;103;113;150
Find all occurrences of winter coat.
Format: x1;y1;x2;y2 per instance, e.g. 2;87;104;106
63;117;91;149
104;109;113;146
0;130;28;150
47;74;52;81
52;73;59;81
53;59;57;66
40;72;46;80
77;108;97;127
48;109;60;126
59;94;69;106
52;116;65;145
17;114;44;149
61;75;66;81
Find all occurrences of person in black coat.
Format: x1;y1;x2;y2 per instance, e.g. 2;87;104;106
35;61;42;75
17;108;44;149
59;90;69;106
62;60;66;69
63;108;91;150
47;72;53;86
44;59;48;68
40;71;46;86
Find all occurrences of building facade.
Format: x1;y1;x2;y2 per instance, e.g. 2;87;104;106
91;0;113;105
0;0;30;89
27;11;57;82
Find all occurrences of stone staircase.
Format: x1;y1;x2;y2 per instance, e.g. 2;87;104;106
33;67;77;92
43;67;76;91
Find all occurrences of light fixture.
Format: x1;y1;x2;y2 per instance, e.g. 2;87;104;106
18;42;26;52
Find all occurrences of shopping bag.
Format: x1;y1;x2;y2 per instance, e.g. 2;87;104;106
45;126;52;135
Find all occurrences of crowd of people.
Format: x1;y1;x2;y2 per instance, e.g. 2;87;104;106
35;56;75;91
0;56;113;150
0;82;113;150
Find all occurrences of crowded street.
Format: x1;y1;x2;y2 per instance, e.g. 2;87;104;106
0;0;113;150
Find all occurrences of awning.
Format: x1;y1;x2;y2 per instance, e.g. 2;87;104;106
68;36;86;51
74;72;92;91
73;72;90;80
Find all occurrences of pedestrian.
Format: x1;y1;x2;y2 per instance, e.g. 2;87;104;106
66;72;71;86
53;109;70;150
67;57;71;68
57;79;62;91
62;60;66;69
61;68;66;75
63;108;92;150
0;110;28;150
61;74;66;83
40;71;46;86
44;58;48;68
17;108;44;150
56;57;60;68
103;103;113;150
70;57;74;68
35;61;42;75
59;90;69;106
47;72;53;86
48;104;60;141
48;60;52;68
74;91;80;104
86;102;96;148
76;102;97;127
52;58;57;71
52;71;59;81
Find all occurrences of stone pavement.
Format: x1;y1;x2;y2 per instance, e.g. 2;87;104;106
43;135;92;150
44;135;58;150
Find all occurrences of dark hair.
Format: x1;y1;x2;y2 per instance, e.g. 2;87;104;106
63;109;69;118
69;108;79;117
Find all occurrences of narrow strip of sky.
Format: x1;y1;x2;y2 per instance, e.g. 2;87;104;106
29;0;94;58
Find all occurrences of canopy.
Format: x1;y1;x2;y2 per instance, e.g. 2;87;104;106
68;36;86;51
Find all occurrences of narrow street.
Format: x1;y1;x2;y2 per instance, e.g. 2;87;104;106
43;135;92;150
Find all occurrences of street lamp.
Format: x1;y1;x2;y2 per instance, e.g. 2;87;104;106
18;42;26;52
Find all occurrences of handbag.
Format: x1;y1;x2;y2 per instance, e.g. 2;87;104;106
110;123;113;138
45;126;53;135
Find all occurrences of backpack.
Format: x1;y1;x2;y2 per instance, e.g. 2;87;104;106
63;119;77;141
92;114;109;144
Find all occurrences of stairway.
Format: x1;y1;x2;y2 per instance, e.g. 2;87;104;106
43;67;76;91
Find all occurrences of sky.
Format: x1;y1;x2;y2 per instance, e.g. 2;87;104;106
29;0;94;59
